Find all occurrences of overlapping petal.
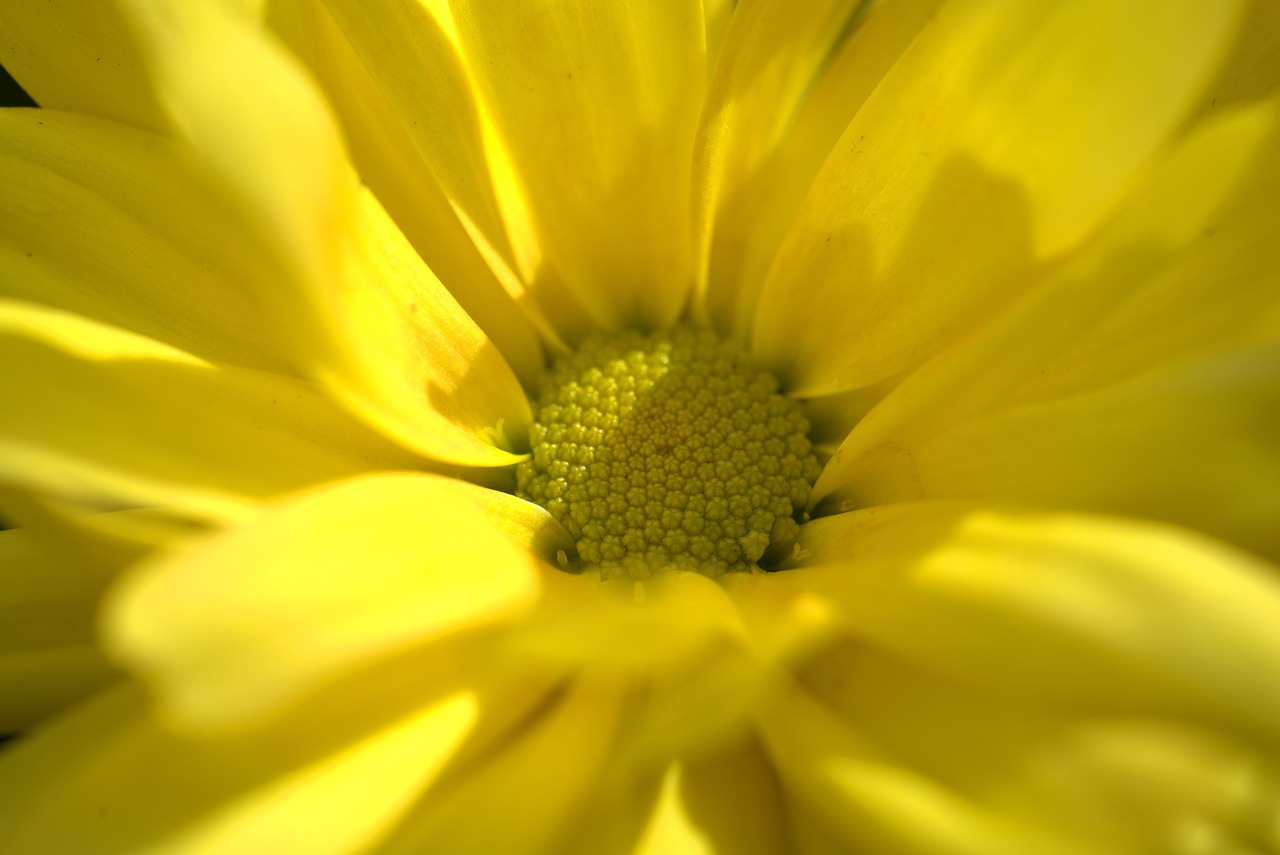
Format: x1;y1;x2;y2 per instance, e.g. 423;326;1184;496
373;677;625;855
752;0;1243;395
0;1;167;131
0;301;418;520
106;473;544;732
0;528;115;732
0;681;473;855
0;109;293;373
273;0;559;384
116;0;529;465
449;0;706;331
816;101;1280;558
787;503;1280;741
802;643;1280;852
694;0;942;338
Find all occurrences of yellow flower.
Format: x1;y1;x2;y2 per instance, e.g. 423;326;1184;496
2;0;1280;852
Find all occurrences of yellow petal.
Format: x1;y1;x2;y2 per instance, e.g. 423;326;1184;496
105;473;542;732
694;0;942;338
376;675;625;855
0;2;167;132
274;0;552;387
318;188;532;463
788;503;1280;742
670;739;788;855
450;0;706;330
118;0;530;465
803;642;1280;852
0;677;479;855
816;102;1280;559
562;740;786;855
0;301;419;520
752;0;1243;395
1185;0;1280;125
0;528;115;732
448;482;577;568
0;108;293;373
756;682;1071;855
510;569;745;673
514;573;816;764
309;0;520;294
849;344;1280;560
0;488;205;577
629;765;716;855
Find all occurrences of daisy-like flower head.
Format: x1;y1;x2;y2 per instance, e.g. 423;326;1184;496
1;0;1280;852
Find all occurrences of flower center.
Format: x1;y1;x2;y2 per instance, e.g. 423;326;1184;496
517;327;820;578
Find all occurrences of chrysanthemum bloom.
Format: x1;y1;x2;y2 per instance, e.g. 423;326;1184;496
2;0;1280;851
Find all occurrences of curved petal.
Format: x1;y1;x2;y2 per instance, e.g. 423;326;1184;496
509;570;745;674
627;766;716;855
755;683;1073;855
558;742;790;855
116;0;531;465
802;642;1280;852
0;2;167;131
0;108;294;374
694;0;942;338
788;503;1280;743
0;300;419;520
375;675;626;855
669;740;788;855
1183;0;1280;126
0;528;115;733
0;489;207;577
450;0;706;331
448;483;577;569
275;0;555;385
105;473;543;733
816;101;1280;559
310;0;522;295
752;0;1243;395
844;345;1280;560
0;679;477;855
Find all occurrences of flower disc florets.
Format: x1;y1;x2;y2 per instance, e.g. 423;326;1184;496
517;327;821;578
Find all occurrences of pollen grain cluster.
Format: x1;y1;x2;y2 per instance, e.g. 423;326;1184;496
517;327;820;578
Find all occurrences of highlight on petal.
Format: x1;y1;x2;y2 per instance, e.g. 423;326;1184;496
449;482;577;568
113;0;530;466
374;676;624;855
0;300;420;521
0;528;115;733
752;0;1244;395
105;473;543;732
788;502;1280;742
509;570;746;674
0;108;295;374
266;0;549;388
663;740;788;855
449;0;706;331
816;101;1280;559
694;0;942;339
306;0;523;296
0;678;477;855
627;765;716;855
318;188;533;464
